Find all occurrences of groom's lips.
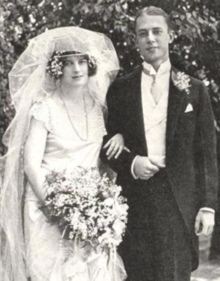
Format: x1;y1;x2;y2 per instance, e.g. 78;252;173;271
146;46;158;51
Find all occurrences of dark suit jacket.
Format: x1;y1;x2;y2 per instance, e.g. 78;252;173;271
101;66;218;268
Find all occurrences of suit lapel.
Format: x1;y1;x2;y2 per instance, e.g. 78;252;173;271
129;67;148;154
166;70;186;152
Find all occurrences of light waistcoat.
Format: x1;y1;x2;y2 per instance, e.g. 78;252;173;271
141;59;171;166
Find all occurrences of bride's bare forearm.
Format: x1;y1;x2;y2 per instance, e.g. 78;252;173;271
24;119;48;203
24;164;46;203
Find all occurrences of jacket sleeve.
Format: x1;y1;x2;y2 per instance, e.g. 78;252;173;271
194;81;218;210
100;79;137;175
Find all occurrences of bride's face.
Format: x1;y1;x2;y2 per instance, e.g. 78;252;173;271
60;56;89;88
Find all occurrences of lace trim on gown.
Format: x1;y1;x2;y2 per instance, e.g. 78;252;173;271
29;100;52;132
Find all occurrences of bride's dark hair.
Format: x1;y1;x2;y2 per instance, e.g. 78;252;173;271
46;50;97;79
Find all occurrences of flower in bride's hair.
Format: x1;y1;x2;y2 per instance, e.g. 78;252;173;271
88;55;97;70
46;50;65;79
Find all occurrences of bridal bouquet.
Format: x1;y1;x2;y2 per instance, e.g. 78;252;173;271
42;167;128;249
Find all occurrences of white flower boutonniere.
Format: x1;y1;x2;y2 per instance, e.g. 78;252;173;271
172;71;191;94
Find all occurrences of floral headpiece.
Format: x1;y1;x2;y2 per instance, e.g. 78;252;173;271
46;51;65;79
46;50;97;79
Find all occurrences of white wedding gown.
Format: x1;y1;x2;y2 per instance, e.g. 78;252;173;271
24;96;126;281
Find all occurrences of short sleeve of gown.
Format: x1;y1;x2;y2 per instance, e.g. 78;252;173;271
29;100;52;132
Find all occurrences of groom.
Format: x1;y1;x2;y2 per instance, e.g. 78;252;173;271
102;6;218;281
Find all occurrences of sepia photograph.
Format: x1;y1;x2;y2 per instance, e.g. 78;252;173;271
0;0;220;280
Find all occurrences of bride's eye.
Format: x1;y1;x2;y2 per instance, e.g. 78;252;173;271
64;61;72;66
78;58;87;64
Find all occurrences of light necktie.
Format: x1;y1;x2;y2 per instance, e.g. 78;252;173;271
143;68;161;104
150;75;161;104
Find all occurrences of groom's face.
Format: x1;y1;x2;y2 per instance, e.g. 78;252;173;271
136;14;174;68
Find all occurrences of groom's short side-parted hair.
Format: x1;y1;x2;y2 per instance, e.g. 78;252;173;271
134;6;172;30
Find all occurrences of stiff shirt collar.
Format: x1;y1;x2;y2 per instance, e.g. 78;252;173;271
142;59;171;77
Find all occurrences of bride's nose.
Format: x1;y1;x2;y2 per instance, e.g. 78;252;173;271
72;61;81;73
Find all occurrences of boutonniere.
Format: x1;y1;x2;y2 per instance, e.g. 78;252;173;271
172;71;191;94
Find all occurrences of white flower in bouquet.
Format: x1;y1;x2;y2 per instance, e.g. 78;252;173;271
103;197;114;207
55;193;72;208
115;200;129;218
112;219;127;239
69;208;81;225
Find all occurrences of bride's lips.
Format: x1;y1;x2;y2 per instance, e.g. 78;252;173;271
72;75;83;79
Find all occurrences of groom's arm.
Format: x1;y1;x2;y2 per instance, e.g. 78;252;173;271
194;80;218;210
101;78;137;175
193;79;218;236
101;77;160;179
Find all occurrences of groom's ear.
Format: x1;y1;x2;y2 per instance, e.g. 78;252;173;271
135;36;141;54
135;35;139;48
168;30;175;44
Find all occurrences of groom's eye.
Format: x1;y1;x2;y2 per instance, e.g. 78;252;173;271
153;29;162;35
138;31;148;38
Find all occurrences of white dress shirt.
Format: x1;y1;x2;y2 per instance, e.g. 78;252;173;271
141;59;171;166
131;59;171;176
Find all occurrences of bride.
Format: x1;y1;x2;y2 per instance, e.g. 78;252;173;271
0;27;126;281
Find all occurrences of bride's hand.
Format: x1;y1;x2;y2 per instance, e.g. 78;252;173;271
103;133;124;160
39;204;51;220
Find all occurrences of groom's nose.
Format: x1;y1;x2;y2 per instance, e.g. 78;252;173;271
148;31;156;42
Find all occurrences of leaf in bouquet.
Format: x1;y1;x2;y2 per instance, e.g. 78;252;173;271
60;225;75;240
86;222;98;238
46;171;61;184
117;195;127;204
40;205;62;225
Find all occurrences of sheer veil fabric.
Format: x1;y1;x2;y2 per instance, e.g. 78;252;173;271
0;27;119;281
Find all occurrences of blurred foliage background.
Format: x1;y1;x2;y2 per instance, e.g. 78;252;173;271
1;0;220;257
1;0;220;155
